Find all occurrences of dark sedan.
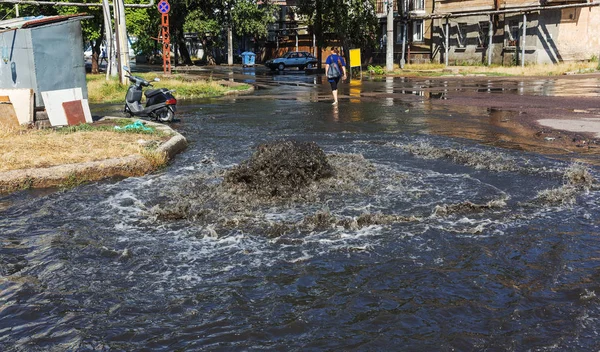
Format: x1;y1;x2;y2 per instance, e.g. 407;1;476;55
264;51;318;71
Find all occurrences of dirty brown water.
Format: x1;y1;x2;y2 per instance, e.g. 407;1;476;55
2;68;600;350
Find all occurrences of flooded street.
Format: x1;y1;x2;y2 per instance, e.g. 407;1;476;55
2;68;600;350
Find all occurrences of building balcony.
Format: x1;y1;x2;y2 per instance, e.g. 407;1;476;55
408;9;427;18
376;0;398;15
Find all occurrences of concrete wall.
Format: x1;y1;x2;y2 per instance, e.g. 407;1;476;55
432;15;497;64
554;7;600;61
431;6;600;65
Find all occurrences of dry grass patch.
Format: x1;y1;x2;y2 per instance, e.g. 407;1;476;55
0;123;167;172
389;61;599;77
454;61;598;76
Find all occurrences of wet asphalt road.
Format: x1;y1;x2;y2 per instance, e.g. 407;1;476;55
4;63;600;351
137;64;600;164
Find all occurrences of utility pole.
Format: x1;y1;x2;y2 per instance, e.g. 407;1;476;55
386;0;394;72
102;0;116;78
113;0;130;84
228;25;233;65
521;13;526;68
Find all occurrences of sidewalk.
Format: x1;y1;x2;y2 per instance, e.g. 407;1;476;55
0;118;187;194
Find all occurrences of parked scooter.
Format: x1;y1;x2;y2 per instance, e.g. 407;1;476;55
123;66;177;122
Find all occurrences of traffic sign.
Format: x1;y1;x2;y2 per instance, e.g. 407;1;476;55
157;0;170;13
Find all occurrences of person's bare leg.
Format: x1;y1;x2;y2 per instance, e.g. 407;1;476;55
332;89;338;104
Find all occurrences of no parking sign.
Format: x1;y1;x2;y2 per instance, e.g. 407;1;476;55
157;0;170;13
157;0;172;74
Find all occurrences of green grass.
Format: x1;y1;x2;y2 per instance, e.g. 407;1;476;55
54;119;169;137
86;73;251;103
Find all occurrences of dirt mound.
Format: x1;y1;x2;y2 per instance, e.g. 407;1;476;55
223;140;334;198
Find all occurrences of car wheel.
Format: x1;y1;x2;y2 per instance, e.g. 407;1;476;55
306;63;313;70
278;63;285;71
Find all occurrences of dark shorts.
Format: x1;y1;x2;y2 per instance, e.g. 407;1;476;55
329;76;341;91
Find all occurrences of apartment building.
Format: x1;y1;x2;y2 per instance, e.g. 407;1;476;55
375;0;434;64
263;0;317;61
430;0;600;65
375;0;600;66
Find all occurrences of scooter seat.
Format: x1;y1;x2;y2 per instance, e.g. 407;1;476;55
144;89;164;98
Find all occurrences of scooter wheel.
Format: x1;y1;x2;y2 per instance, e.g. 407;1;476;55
156;108;174;122
124;105;134;117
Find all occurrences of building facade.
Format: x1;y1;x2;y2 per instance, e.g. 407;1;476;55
262;0;317;62
430;0;600;65
375;0;435;64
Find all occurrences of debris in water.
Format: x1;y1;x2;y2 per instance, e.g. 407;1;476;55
223;140;335;198
433;199;506;216
531;163;598;206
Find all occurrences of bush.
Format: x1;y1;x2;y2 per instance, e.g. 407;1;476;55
367;65;385;75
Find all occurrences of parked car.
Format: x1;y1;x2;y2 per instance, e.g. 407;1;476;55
264;51;318;71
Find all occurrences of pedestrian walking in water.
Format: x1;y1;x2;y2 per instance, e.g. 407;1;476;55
100;48;107;65
325;47;347;105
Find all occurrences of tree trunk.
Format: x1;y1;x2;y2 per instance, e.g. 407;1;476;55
175;27;193;65
178;37;193;65
315;1;323;69
91;51;99;74
91;39;102;74
341;37;351;69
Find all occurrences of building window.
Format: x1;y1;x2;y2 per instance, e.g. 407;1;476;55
508;20;520;46
413;20;424;42
457;22;467;47
411;0;424;11
397;23;406;44
478;21;489;48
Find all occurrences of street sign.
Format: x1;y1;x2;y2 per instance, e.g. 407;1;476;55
349;49;361;68
349;48;362;80
157;0;170;14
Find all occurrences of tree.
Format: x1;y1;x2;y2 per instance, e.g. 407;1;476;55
182;0;276;65
55;2;105;74
231;0;277;52
295;0;378;67
0;3;58;21
126;4;160;62
0;2;107;73
183;8;221;64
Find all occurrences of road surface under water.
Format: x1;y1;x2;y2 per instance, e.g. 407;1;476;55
2;69;600;350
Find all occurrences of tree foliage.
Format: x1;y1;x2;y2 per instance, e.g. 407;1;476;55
1;0;375;68
125;4;160;59
295;0;378;63
231;0;277;40
56;2;105;74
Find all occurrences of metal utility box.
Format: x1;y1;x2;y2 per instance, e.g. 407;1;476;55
0;15;89;108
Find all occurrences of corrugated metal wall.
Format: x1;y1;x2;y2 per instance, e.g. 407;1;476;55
0;19;87;108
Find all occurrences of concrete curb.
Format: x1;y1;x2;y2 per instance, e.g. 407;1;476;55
0;117;187;194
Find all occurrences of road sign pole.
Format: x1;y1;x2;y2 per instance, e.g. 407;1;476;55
157;0;171;74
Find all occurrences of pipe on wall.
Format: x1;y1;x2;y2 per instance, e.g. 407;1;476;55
0;0;155;8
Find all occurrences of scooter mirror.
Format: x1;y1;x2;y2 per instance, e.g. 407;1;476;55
123;66;130;72
153;78;160;82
